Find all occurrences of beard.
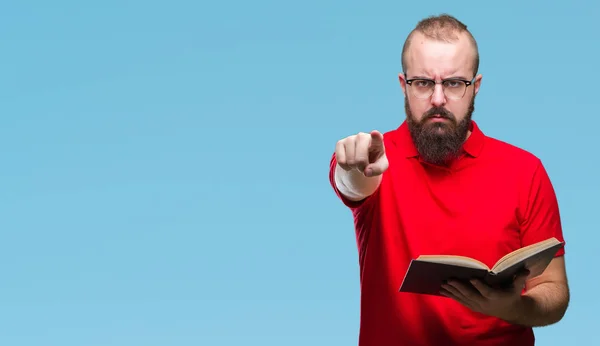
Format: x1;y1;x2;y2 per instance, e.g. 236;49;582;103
405;95;475;165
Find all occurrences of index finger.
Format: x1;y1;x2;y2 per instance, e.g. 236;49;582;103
369;130;384;149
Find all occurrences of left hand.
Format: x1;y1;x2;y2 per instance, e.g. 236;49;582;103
440;269;529;322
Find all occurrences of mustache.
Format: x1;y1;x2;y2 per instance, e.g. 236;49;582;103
423;107;455;121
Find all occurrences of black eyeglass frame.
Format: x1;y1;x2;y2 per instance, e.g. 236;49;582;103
404;74;476;99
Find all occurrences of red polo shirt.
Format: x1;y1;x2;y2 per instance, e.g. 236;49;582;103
329;120;565;346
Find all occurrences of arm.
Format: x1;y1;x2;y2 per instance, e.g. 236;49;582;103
512;160;569;326
441;159;570;326
510;256;570;327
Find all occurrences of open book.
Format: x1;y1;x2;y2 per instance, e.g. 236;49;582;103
399;237;564;296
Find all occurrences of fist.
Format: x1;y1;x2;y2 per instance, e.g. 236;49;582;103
335;130;388;177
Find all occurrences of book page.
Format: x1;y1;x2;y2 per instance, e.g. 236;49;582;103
416;255;489;270
492;238;560;273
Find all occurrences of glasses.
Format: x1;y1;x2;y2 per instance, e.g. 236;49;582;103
405;76;475;100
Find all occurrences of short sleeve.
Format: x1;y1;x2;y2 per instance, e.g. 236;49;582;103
519;161;566;257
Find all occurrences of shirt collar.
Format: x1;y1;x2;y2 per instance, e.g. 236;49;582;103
393;119;485;159
462;120;485;157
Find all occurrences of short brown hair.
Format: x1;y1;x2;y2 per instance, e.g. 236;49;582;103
401;14;479;76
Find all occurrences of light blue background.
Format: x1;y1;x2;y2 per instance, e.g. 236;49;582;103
0;1;597;345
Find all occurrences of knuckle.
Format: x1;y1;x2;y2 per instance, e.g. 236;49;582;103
338;135;353;145
357;132;369;140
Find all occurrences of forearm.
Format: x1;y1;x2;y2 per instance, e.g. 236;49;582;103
510;281;570;327
334;163;382;201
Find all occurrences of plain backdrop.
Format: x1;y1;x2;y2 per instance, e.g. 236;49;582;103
0;1;598;345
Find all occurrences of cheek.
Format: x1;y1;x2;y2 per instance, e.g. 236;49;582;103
447;99;473;119
407;100;429;118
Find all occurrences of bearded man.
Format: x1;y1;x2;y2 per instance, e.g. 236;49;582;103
329;14;569;346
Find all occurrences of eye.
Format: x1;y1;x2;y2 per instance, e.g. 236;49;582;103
414;80;433;88
444;80;463;88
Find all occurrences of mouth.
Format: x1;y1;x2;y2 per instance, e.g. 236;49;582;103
427;115;448;122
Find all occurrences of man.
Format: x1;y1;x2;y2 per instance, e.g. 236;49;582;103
329;14;569;346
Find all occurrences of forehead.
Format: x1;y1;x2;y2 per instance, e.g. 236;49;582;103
405;32;475;78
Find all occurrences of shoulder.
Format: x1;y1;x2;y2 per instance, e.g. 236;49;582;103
478;134;554;193
482;135;543;170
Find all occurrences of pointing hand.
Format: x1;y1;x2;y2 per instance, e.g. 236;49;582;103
335;130;388;177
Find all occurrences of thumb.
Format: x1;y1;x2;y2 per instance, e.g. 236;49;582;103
513;268;530;290
364;153;388;177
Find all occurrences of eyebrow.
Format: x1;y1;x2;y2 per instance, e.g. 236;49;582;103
408;75;469;80
445;76;470;80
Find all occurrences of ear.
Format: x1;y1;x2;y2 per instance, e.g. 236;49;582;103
473;74;483;95
399;73;407;96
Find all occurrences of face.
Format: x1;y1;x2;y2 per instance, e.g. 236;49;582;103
399;32;482;165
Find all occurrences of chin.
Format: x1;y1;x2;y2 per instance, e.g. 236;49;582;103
425;122;453;133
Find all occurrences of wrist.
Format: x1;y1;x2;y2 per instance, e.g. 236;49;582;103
503;296;531;324
334;163;381;199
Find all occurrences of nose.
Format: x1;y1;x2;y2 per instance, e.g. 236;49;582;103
430;83;446;107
